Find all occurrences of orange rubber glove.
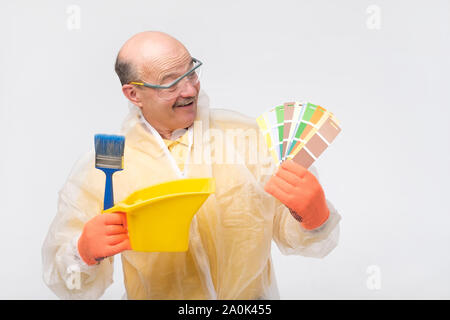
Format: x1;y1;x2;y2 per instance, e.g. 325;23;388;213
264;160;329;230
77;212;131;266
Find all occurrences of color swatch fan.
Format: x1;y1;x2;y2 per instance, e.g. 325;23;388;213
256;101;341;168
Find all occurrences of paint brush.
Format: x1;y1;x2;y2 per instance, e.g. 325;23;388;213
94;134;125;210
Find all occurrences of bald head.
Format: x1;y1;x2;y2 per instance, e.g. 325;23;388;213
114;31;189;86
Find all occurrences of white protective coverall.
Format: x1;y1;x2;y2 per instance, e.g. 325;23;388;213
42;91;341;299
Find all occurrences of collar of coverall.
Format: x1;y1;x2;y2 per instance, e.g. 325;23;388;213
139;113;190;146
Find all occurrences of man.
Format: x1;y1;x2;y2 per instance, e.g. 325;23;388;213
42;31;341;299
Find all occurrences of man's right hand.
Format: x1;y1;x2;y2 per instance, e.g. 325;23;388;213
77;212;131;266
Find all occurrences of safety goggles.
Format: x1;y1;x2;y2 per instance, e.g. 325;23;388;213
129;57;203;101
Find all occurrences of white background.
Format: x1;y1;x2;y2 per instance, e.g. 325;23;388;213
0;0;449;299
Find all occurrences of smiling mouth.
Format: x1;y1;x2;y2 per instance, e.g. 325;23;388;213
175;101;194;108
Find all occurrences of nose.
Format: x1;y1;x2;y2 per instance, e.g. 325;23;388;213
179;78;199;97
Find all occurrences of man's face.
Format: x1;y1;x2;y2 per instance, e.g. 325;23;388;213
136;53;200;133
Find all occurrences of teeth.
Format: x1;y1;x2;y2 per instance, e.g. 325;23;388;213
175;100;193;107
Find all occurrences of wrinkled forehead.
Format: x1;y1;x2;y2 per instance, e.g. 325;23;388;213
139;52;193;84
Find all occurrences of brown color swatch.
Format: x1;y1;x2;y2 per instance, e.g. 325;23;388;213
318;117;341;143
305;134;328;158
292;148;315;168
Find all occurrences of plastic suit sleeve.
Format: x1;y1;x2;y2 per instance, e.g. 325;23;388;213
271;166;341;258
42;152;115;299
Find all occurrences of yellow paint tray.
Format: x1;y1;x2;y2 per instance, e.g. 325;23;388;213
103;178;215;252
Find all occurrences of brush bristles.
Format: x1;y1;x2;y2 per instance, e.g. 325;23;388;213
95;134;125;169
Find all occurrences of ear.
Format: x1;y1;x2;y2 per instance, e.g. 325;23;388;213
122;84;143;108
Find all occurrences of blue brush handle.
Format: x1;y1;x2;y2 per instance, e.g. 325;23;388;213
99;168;122;210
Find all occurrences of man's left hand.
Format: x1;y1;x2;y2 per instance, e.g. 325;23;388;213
264;160;329;230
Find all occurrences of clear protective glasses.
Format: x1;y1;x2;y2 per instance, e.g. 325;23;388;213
129;57;203;101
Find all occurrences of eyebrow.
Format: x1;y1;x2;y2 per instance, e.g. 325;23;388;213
160;58;195;84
